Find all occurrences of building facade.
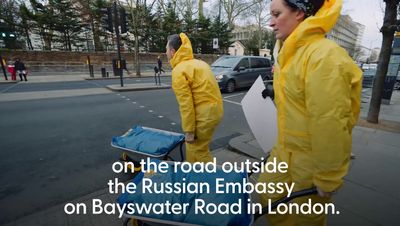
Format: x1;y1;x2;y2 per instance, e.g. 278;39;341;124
230;25;272;56
228;41;245;56
327;14;365;57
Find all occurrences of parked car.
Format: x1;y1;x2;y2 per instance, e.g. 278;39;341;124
211;56;272;93
362;63;378;71
395;75;400;90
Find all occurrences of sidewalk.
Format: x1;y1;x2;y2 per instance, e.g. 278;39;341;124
0;71;171;84
0;72;173;102
229;90;400;226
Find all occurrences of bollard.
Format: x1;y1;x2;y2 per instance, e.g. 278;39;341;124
89;65;94;78
153;66;159;85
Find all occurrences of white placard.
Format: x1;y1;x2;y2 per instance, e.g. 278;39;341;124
241;76;277;154
213;38;219;49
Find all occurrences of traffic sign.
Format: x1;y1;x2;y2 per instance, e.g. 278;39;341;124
213;38;219;49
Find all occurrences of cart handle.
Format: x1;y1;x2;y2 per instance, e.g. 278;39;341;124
254;187;318;221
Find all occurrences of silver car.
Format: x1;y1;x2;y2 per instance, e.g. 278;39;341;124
211;56;272;93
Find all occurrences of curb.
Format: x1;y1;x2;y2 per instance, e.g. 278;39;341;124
228;134;267;159
106;83;171;92
357;118;400;133
0;80;19;84
85;75;171;81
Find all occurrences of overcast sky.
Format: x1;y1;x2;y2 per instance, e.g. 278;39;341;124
209;0;385;49
342;0;384;49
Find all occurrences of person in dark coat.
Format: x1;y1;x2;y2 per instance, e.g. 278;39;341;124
14;58;27;81
157;55;165;75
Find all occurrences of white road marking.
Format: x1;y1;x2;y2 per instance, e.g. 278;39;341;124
149;110;153;113
132;101;137;104
140;106;145;108
223;92;246;99
158;115;164;118
171;122;176;125
0;83;20;93
223;99;242;106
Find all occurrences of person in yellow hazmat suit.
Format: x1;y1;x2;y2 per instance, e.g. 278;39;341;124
166;33;224;163
258;0;362;225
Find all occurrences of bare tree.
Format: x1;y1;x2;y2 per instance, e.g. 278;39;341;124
175;0;197;19
367;0;400;123
222;0;256;29
122;0;145;76
246;0;270;55
156;0;178;14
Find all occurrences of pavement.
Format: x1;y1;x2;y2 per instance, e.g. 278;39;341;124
2;74;400;226
106;83;171;92
0;71;170;84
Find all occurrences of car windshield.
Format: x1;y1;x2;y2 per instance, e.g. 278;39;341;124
211;57;240;68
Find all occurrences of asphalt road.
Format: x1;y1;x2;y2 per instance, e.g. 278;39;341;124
0;77;251;224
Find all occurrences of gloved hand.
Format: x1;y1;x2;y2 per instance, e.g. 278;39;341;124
262;83;274;100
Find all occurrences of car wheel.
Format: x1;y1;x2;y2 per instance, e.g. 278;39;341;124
225;80;235;93
394;81;400;90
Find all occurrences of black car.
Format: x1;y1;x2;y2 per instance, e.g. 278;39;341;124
211;56;272;93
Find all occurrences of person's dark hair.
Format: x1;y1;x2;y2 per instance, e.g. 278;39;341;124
284;0;325;17
167;34;182;51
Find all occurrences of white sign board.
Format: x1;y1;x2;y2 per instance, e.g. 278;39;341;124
213;38;219;49
241;76;277;153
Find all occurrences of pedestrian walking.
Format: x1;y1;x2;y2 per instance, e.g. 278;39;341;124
14;58;27;81
258;0;362;225
157;55;165;75
166;33;223;163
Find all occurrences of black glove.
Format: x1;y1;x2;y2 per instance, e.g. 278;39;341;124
261;83;274;100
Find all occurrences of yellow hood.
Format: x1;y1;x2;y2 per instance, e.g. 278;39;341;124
170;33;194;68
276;0;342;68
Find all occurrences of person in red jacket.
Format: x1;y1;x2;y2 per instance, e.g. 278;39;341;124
7;60;16;81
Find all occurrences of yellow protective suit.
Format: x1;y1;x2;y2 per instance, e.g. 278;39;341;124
170;33;223;163
258;0;362;225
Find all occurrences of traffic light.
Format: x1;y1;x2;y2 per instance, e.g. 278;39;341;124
100;7;113;33
0;32;16;39
0;19;16;40
119;7;128;34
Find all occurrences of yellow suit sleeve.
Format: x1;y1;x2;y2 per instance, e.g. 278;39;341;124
305;49;362;192
172;69;196;133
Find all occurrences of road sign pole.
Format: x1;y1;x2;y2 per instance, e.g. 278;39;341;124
0;54;8;80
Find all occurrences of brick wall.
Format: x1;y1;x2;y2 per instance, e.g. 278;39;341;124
1;50;220;72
